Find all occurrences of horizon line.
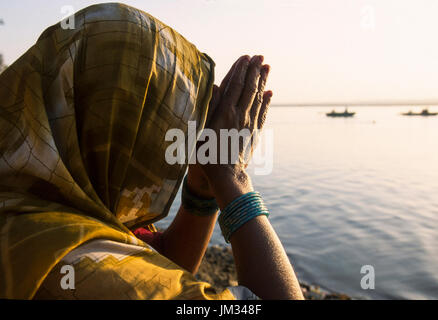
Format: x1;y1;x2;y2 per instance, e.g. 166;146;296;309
271;102;438;107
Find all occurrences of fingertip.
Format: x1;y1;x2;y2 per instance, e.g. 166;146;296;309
251;55;264;65
264;90;273;98
236;56;250;69
237;56;250;74
241;55;251;62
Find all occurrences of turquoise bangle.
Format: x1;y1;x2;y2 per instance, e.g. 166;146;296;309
218;191;270;243
181;176;219;216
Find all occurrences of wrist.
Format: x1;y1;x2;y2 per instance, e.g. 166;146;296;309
181;176;219;216
204;166;254;210
187;166;214;199
218;191;269;243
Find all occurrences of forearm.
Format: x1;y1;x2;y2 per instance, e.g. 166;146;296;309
230;215;304;300
207;169;304;300
161;205;217;274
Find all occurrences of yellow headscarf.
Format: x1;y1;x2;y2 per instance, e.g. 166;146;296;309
0;3;219;299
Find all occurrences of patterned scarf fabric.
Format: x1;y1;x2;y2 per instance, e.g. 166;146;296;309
0;3;215;299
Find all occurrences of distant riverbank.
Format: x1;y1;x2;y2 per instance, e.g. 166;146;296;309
197;245;351;300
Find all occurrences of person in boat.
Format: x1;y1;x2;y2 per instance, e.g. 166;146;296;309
0;3;303;300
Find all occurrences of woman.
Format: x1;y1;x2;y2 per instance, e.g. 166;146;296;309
0;3;303;300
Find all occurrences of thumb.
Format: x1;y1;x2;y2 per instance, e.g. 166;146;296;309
206;85;220;127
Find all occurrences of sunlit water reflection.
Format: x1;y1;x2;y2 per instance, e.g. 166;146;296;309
156;106;438;299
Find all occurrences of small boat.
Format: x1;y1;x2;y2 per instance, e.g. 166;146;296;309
402;108;438;116
326;108;355;117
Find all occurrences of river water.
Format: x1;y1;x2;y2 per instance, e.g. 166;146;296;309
157;106;438;299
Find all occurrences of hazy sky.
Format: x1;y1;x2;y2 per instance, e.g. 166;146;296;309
1;0;438;104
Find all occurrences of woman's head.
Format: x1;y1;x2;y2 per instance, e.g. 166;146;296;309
0;3;215;229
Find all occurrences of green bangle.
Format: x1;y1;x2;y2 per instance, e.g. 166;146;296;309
181;176;219;216
218;191;270;243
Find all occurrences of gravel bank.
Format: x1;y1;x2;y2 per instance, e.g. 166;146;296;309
196;245;351;300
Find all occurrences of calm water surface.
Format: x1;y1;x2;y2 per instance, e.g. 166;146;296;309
157;106;438;299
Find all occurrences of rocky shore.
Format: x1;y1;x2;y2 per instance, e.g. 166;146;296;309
197;245;351;300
